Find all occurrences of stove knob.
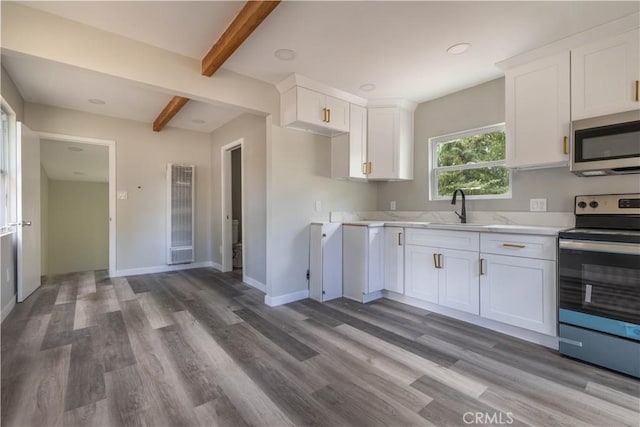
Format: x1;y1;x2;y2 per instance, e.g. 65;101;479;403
577;201;587;209
589;201;599;208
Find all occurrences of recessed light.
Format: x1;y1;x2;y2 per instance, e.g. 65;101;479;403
73;171;85;176
191;119;206;124
446;43;471;55
274;49;296;61
359;83;376;92
67;146;83;152
88;98;106;105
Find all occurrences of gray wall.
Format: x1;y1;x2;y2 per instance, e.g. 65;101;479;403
211;114;267;285
25;103;212;272
231;147;242;243
1;66;24;121
267;125;378;298
47;180;108;274
377;78;640;213
40;165;49;275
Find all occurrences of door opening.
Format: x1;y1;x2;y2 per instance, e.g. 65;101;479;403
221;139;244;281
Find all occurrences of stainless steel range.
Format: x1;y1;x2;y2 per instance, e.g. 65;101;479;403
558;193;640;377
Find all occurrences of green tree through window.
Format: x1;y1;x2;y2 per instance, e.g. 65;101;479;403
430;125;510;199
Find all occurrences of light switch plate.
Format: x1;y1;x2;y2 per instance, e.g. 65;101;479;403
315;200;322;212
530;198;547;212
117;191;128;200
390;201;397;211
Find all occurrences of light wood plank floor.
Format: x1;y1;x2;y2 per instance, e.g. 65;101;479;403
2;268;638;426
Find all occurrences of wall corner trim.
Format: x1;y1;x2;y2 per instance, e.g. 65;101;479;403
264;289;309;307
244;276;266;293
111;261;215;278
1;297;16;323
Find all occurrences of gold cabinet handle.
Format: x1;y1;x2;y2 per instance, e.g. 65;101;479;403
368;162;372;175
397;232;402;246
635;80;639;102
439;254;444;269
480;258;486;275
362;162;367;175
433;253;439;269
327;108;331;123
563;136;568;155
502;243;526;249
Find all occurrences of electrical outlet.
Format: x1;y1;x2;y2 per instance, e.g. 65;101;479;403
315;200;321;212
390;201;397;211
530;198;547;212
117;191;128;200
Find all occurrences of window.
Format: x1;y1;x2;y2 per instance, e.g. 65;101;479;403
0;109;8;229
429;123;511;200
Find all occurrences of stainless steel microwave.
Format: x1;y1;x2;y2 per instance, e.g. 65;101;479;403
571;111;640;177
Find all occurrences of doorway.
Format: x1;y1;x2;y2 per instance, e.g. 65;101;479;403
221;139;244;280
38;133;116;277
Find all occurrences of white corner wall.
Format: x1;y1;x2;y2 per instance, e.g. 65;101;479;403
210;114;267;287
267;125;378;301
40;165;49;275
24;103;212;274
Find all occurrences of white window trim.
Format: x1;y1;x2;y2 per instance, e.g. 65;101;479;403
429;123;512;201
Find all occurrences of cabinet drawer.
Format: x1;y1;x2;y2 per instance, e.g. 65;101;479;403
405;228;479;251
480;233;556;260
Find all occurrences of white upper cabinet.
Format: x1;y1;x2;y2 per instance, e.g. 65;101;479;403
282;86;350;136
571;29;640;120
331;104;368;180
505;51;571;168
366;105;414;181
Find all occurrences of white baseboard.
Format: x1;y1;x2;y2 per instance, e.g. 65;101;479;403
1;296;16;323
244;275;266;293
265;289;309;307
383;291;559;349
111;261;215;278
211;262;223;271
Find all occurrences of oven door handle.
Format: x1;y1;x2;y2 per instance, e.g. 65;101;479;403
559;239;640;255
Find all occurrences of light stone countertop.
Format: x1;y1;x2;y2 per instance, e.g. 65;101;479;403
337;221;567;236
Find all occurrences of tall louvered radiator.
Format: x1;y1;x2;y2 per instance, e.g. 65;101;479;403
167;164;195;265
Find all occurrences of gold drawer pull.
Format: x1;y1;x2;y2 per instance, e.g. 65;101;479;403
635;80;639;102
327;108;331;123
433;253;439;268
503;243;526;249
397;232;402;246
563;136;568;155
480;258;486;275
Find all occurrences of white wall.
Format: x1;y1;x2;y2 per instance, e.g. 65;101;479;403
40;165;49;275
210;114;267;285
25;103;212;273
267;125;378;299
377;78;640;213
1;65;24;121
47;180;108;274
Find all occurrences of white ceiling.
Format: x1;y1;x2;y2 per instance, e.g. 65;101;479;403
40;139;109;182
6;1;640;131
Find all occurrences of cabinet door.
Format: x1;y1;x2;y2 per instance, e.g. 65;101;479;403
367;227;384;294
438;248;480;315
572;29;640;120
342;226;368;301
384;227;404;293
297;87;326;127
349;104;368;179
325;95;350;133
367;107;397;179
404;245;438;303
505;51;570;168
309;225;324;302
480;254;556;335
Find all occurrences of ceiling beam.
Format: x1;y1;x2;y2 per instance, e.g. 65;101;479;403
152;0;280;132
202;1;281;77
153;96;190;132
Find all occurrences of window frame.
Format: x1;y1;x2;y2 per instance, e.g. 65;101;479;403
428;123;512;201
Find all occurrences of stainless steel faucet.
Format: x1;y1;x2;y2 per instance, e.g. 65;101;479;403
451;189;467;224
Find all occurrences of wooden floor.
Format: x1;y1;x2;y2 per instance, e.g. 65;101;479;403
1;269;638;426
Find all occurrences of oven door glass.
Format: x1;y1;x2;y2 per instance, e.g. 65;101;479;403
559;240;640;326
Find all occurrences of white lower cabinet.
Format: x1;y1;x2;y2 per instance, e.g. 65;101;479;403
309;223;342;303
479;254;556;335
404;244;439;303
437;248;480;315
384;227;404;294
343;225;384;303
